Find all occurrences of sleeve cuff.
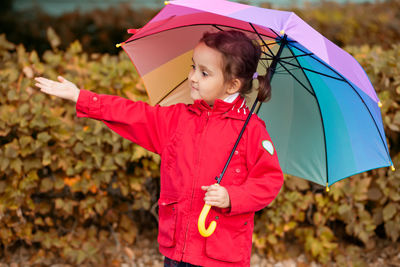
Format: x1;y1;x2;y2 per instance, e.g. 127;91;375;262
224;185;244;216
75;89;102;120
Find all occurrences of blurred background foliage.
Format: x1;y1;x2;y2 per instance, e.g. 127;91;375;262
0;0;400;265
0;0;399;55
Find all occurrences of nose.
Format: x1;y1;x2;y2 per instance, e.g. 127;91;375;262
188;68;197;83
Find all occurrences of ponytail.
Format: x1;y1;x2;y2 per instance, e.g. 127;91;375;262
256;67;272;102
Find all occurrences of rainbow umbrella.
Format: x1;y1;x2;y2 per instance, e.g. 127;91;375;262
117;0;393;235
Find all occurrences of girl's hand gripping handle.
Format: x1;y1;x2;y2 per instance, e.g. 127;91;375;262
198;204;216;237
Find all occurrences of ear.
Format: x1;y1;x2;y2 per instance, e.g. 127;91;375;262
227;78;242;94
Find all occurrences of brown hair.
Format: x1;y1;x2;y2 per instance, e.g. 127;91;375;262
200;30;271;102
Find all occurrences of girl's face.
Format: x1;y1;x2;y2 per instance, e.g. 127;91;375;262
188;42;235;106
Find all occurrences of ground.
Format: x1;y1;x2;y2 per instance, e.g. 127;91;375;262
1;231;400;266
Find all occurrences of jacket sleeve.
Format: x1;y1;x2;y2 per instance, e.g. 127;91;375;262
75;89;180;154
225;117;284;215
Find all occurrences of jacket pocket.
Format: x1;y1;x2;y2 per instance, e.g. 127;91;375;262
227;148;247;185
157;198;178;248
205;213;249;262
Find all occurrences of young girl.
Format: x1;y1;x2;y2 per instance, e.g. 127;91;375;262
35;30;284;267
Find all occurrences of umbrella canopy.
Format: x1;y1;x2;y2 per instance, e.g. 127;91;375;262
119;0;392;188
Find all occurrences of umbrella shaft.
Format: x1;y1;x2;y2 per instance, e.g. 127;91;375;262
216;34;287;184
270;34;287;77
216;99;259;184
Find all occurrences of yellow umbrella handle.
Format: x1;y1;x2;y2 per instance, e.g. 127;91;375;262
198;204;217;237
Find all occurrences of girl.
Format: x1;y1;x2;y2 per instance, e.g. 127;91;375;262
35;30;284;267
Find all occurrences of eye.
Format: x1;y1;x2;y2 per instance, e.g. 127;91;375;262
191;64;195;70
202;71;208;77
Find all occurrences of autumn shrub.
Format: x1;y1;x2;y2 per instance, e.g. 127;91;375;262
0;30;399;265
0;33;160;265
291;0;400;49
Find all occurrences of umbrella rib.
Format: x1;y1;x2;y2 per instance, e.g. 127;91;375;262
308;55;391;158
277;61;315;96
249;23;276;57
279;59;345;82
259;59;270;70
269;28;280;38
274;67;299;74
287;43;391;158
213;25;224;31
261;52;312;64
285;44;329;184
156;78;188;105
279;53;314;60
261;41;280;46
260;51;274;59
260;56;273;61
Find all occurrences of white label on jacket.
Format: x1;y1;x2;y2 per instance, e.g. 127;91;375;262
262;140;274;155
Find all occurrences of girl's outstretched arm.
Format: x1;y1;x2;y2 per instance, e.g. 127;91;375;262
35;76;80;102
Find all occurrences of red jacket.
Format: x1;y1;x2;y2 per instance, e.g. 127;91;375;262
76;90;284;267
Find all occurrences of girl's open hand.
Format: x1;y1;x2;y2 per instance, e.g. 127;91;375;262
34;76;80;103
201;184;230;208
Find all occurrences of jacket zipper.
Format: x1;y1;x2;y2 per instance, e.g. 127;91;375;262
182;111;210;257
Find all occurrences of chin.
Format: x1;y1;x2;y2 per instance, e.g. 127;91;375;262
190;91;201;102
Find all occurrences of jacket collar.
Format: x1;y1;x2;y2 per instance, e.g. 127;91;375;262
188;95;250;121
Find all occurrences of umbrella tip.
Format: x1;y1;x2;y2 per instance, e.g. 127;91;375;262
326;183;330;192
378;101;383;108
164;1;170;4
116;42;125;48
391;165;395;171
280;30;285;35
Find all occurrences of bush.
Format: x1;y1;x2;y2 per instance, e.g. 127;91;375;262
0;26;399;266
0;33;160;265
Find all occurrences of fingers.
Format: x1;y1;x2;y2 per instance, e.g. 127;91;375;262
202;184;230;208
34;76;66;98
35;77;55;87
34;78;58;95
201;186;209;191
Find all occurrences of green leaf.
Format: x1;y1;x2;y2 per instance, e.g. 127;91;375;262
37;132;52;143
23;158;42;173
68;40;83;54
0;34;15;50
383;203;398;222
40;178;54;192
4;139;19;158
10;158;22;174
19;170;39;191
54;176;65;190
384;220;400;242
266;234;278;245
46;27;61;50
0;158;10;172
19;135;34;148
34;217;45;226
7;90;18;101
42;149;52;166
